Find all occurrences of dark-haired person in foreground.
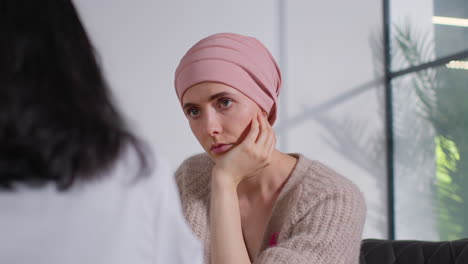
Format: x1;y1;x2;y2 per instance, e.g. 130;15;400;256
0;1;202;263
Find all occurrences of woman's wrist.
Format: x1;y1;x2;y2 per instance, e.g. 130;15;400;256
211;169;238;193
210;169;250;264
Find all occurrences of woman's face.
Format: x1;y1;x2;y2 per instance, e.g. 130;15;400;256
181;82;263;158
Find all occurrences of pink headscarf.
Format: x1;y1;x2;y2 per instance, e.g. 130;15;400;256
174;33;282;125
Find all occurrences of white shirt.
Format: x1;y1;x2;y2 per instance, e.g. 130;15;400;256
0;148;203;264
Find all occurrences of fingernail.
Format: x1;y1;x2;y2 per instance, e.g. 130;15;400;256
262;111;267;117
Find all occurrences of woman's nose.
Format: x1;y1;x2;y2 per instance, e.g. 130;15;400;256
204;112;223;136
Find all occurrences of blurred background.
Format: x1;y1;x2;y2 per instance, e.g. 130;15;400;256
73;0;468;240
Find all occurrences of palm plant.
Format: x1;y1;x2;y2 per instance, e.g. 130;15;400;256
393;23;468;240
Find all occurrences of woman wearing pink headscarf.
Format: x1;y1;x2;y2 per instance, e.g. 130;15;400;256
174;33;366;264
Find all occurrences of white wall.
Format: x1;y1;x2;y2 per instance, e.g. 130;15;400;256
282;0;386;238
75;0;386;239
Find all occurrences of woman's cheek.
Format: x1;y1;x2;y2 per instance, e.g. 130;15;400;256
189;121;205;145
227;110;257;143
228;106;253;126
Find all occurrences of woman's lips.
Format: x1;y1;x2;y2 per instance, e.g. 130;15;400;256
210;144;233;154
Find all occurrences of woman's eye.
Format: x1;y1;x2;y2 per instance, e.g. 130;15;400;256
219;98;232;108
187;108;200;117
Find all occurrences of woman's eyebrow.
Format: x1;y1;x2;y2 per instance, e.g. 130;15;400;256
209;92;232;101
183;92;234;109
183;102;198;110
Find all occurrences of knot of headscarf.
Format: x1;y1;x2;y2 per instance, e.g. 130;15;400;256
174;33;282;125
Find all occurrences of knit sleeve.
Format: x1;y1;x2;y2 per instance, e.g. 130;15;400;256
255;185;366;264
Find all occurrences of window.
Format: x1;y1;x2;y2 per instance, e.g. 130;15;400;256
387;0;468;240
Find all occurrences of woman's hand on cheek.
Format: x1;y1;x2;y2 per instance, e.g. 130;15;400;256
212;111;276;188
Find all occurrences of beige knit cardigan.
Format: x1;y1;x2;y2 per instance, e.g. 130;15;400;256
175;153;366;264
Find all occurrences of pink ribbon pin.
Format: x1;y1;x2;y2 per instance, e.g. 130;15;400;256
269;232;279;247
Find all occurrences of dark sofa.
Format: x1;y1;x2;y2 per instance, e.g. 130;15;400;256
360;239;468;264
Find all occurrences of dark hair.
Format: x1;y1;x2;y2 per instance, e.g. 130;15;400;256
0;0;148;190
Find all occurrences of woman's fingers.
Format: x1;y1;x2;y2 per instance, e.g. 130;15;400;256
237;111;275;160
255;111;268;144
264;129;276;163
211;111;276;185
252;111;276;167
256;111;274;147
243;112;260;145
266;132;276;157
